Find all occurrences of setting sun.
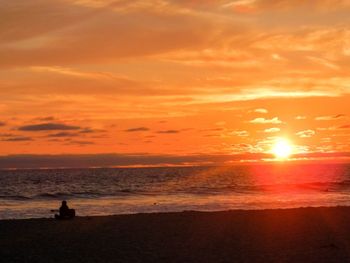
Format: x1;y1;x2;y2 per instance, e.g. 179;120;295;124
272;138;293;160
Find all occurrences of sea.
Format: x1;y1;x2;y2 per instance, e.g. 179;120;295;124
1;163;350;220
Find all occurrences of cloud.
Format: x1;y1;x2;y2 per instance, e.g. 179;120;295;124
215;121;226;126
0;0;219;68
316;126;336;131
252;0;350;12
156;130;180;134
1;136;32;142
315;114;345;121
0;150;349;169
233;130;249;137
338;124;350;129
0;0;94;44
254;108;268;114
48;132;79;138
249;117;282;124
264;127;280;133
18;123;81;131
0;153;271;169
124;127;150;132
0;133;14;137
79;128;95;134
296;130;316;138
0;122;5;126
295;116;306;120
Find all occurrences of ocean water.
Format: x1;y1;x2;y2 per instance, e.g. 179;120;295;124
0;163;350;219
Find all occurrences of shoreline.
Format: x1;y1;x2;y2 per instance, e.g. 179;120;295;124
1;204;350;222
0;205;350;223
2;206;350;262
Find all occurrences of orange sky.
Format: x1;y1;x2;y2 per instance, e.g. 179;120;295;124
1;0;350;167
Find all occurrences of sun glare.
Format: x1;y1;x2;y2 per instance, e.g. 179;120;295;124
272;138;293;160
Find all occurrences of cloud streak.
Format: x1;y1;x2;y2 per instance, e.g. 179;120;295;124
18;123;81;131
249;117;282;124
296;130;316;138
315;114;346;121
1;136;32;142
124;127;150;132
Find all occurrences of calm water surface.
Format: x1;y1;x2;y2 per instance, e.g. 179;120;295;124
0;163;349;219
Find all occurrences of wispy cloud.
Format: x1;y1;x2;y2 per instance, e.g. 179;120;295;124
233;130;249;137
124;127;150;132
264;127;280;133
48;132;79;138
338;124;350;129
249;117;282;124
0;134;33;142
296;130;316;138
315;114;345;121
156;130;180;134
254;108;268;114
1;136;32;142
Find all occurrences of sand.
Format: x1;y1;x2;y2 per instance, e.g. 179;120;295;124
1;207;350;262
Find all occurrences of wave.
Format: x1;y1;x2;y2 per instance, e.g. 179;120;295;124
2;180;350;201
0;189;143;201
0;195;32;201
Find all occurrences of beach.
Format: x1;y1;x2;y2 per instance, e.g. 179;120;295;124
1;207;350;262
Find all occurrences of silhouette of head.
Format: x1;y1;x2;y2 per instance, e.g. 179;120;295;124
62;200;67;206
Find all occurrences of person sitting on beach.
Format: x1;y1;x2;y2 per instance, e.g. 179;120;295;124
54;200;76;219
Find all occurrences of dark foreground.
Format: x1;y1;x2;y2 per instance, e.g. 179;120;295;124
1;207;350;262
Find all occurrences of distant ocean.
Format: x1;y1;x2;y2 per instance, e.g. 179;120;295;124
1;163;350;219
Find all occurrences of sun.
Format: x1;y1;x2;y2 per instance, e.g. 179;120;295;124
272;138;293;160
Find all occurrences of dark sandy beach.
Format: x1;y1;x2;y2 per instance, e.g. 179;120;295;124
1;207;350;262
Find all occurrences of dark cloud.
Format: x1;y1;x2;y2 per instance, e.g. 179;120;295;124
0;153;271;169
0;152;349;169
203;134;220;137
124;127;150;132
0;122;6;126
48;132;78;138
157;130;180;134
0;133;14;137
338;124;350;129
19;123;81;131
2;136;32;142
79;128;106;134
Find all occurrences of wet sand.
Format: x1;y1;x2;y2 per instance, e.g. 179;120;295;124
1;207;350;262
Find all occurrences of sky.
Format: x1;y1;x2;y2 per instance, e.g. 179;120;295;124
1;0;350;168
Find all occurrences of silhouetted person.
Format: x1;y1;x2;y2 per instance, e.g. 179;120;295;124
54;200;75;219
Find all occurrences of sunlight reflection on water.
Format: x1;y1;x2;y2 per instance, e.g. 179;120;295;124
0;163;349;219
